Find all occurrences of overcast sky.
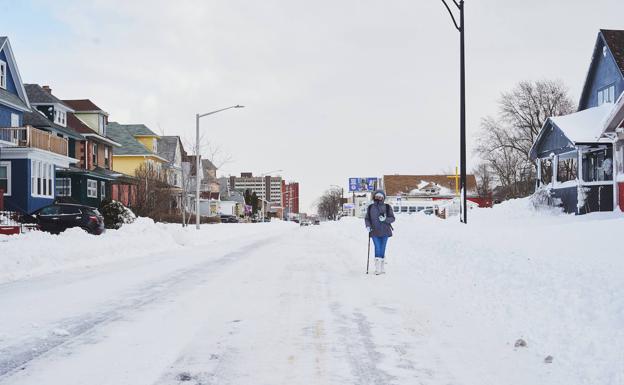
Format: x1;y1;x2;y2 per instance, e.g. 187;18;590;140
2;0;623;210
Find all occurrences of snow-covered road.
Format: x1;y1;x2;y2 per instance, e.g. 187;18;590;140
1;202;623;385
1;221;457;385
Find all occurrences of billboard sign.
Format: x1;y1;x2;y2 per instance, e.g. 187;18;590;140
348;177;378;192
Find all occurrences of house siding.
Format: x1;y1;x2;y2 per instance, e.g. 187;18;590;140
579;36;624;110
533;123;575;159
56;172;110;208
0;104;22;127
0;48;19;95
2;159;53;213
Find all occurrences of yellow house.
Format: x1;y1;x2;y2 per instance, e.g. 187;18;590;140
105;122;167;176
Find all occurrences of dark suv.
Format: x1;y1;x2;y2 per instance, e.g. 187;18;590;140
29;203;105;235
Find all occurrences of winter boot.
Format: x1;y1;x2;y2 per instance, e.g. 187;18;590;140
379;258;385;274
375;258;382;275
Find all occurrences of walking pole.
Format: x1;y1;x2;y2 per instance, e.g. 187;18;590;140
366;233;371;274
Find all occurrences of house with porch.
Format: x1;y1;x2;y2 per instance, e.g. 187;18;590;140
24;88;122;208
530;29;624;214
0;37;77;213
106;122;168;206
157;135;192;212
62;99;123;206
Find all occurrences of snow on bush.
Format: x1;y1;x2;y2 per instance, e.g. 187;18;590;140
99;200;136;229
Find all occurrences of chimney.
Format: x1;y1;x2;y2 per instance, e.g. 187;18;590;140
42;85;52;94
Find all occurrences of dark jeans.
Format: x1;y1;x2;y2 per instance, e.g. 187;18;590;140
371;236;389;258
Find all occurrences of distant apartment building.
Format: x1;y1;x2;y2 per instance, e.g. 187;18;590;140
229;172;282;203
282;181;299;214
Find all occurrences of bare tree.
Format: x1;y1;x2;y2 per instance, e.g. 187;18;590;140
476;80;575;199
133;163;176;220
316;188;342;220
473;162;493;198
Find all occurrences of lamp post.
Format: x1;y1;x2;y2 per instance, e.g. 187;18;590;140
441;0;467;224
195;105;244;230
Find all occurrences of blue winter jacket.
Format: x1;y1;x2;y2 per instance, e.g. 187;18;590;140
364;190;395;237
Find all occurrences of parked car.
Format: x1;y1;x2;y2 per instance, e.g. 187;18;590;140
220;215;239;223
27;203;105;235
312;218;320;225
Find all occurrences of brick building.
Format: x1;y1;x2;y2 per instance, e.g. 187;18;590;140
282;181;299;215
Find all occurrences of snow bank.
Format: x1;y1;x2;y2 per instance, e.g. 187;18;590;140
332;200;624;384
0;219;292;284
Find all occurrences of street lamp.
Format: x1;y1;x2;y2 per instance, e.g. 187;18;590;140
195;105;244;229
441;0;467;224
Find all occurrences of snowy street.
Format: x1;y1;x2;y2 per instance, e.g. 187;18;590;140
1;201;624;385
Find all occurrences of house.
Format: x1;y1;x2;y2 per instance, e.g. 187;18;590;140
157;135;192;212
23;88;122;207
382;174;485;218
106;122;167;177
530;30;624;214
105;122;168;207
0;37;77;213
185;156;219;197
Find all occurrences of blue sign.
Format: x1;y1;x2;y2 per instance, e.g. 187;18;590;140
348;177;378;192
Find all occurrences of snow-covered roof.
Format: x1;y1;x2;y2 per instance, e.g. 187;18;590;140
602;92;624;134
550;102;614;143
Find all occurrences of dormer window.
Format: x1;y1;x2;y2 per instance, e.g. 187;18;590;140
153;138;158;153
0;60;6;89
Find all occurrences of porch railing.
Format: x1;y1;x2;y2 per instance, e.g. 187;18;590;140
0;126;68;156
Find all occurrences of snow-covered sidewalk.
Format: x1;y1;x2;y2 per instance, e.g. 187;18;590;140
1;201;622;384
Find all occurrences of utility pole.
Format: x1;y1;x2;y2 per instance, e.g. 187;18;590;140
441;0;467;224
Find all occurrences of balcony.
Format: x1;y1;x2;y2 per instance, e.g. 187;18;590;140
0;126;68;157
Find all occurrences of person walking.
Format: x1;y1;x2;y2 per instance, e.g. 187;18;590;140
365;190;395;275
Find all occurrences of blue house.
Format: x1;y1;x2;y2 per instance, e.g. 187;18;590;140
0;37;77;213
530;30;624;214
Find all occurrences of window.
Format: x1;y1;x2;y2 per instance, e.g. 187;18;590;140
10;113;19;128
98;115;105;134
400;206;408;213
31;161;54;197
87;179;98;198
582;148;613;182
540;158;553;185
104;147;110;168
60;205;81;215
100;181;106;199
598;84;616;105
38;205;60;216
556;154;578;183
55;178;71;197
92;143;98;166
0;60;6;89
0;162;11;196
37;161;42;195
153;138;158;153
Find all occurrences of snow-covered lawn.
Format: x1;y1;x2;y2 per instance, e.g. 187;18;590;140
0;200;622;384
